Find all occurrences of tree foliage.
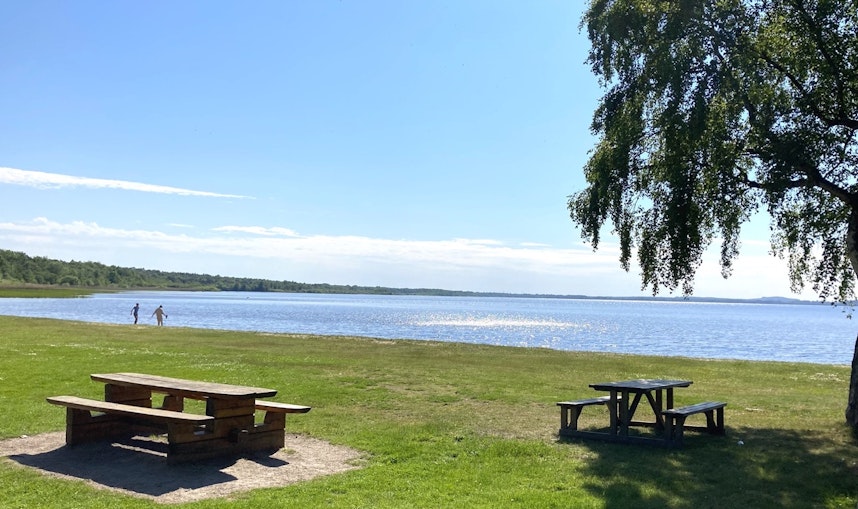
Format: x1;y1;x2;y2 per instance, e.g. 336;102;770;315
568;0;858;426
569;0;858;302
0;249;486;296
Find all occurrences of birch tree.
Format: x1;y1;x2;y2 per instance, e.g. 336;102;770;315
568;0;858;425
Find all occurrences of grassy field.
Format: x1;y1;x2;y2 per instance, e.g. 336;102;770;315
0;315;855;508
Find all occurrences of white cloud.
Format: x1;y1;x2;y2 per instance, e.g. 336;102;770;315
0;217;809;299
213;226;300;237
0;217;623;281
0;167;251;199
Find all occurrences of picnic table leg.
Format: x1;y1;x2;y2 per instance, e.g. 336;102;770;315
663;412;677;447
64;407;129;445
559;405;570;431
706;407;726;435
618;390;630;436
660;388;676;433
558;405;584;432
641;391;657;424
651;390;665;430
715;406;725;434
104;384;153;407
608;391;619;436
667;415;688;447
625;392;646;433
205;399;256;440
161;394;184;412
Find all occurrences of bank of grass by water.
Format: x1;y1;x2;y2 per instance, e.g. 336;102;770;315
0;286;101;298
0;315;855;508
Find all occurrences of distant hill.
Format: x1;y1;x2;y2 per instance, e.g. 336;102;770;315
0;248;817;304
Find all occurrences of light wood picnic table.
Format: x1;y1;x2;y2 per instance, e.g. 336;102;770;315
48;373;309;463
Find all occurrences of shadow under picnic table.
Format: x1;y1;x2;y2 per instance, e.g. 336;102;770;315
8;435;266;497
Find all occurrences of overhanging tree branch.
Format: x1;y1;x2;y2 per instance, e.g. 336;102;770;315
575;0;858;429
791;0;853;125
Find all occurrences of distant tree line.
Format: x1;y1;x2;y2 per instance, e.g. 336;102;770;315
0;249;483;296
0;248;806;303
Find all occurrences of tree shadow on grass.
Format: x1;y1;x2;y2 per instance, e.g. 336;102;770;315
561;426;858;509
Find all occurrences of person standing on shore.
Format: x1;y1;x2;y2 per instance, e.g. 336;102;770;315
152;305;168;326
131;303;140;324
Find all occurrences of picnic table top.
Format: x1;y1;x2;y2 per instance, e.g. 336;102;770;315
589;379;692;391
91;372;278;399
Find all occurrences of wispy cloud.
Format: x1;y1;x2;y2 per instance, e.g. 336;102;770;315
0;167;251;199
0;217;596;271
0;217;615;277
0;217;801;298
213;226;300;237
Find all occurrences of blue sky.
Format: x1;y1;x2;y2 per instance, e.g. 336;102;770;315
0;1;811;299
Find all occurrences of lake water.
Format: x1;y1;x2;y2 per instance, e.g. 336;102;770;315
0;291;855;366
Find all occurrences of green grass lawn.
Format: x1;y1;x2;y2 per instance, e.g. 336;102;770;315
0;315;855;508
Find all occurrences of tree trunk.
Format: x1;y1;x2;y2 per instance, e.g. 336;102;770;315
848;335;858;426
845;208;858;427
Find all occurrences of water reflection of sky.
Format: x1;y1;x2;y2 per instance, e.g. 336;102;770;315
0;291;853;365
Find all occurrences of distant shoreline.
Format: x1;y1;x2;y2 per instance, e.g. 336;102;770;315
0;248;828;305
0;283;825;306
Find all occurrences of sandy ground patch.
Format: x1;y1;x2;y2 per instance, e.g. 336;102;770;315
0;432;364;504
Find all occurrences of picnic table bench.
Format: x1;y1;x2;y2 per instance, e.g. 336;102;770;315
662;401;726;447
557;396;617;432
47;373;311;464
46;395;214;451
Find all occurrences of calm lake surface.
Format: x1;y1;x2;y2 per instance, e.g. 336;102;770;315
0;291;855;366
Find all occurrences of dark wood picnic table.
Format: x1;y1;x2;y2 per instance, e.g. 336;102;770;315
589;379;692;439
557;378;726;447
558;379;691;446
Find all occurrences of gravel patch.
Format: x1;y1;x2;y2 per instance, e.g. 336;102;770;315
1;432;364;504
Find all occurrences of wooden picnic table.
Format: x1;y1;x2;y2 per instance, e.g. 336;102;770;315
557;379;727;447
558;379;692;446
92;372;276;423
590;379;691;438
47;373;310;463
